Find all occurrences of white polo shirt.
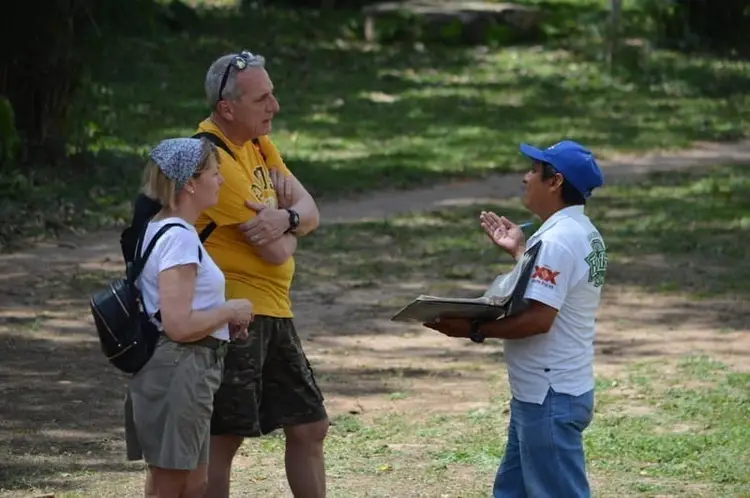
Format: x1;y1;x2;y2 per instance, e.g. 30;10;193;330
503;205;608;404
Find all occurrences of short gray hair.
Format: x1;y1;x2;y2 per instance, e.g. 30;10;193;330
204;51;266;108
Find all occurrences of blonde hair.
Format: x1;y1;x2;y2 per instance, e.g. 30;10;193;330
141;138;219;209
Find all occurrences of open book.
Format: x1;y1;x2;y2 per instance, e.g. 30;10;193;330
390;241;542;324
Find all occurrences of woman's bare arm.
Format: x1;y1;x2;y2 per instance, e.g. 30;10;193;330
157;264;232;343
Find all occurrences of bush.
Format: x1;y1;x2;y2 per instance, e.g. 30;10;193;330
637;0;750;53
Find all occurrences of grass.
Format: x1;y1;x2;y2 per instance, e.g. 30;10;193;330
295;164;750;298
7;355;745;497
2;0;750;248
235;356;750;498
598;356;750;496
585;356;750;497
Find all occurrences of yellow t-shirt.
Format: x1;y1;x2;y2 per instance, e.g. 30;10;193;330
194;118;295;318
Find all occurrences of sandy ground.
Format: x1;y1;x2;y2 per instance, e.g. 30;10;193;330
0;139;748;497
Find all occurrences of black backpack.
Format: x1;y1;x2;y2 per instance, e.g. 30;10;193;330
91;131;235;374
90;222;197;374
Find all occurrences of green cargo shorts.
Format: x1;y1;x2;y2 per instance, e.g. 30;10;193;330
210;316;327;437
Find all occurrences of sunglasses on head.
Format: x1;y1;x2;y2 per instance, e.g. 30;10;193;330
217;50;262;103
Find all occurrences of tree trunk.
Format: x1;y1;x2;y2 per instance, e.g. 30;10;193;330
0;0;91;164
607;0;622;70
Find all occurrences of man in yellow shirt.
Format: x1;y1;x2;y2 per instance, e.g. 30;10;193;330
194;50;327;498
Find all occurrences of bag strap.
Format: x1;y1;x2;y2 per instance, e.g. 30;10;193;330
251;137;266;162
131;222;204;325
191;131;266;164
130;222;187;283
131;222;205;282
192;131;235;160
189;131;267;243
191;131;235;242
189;131;266;244
198;222;216;242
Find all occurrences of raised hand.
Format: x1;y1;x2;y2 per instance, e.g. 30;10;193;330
479;211;526;259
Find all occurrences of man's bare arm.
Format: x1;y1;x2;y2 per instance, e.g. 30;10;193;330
251;233;298;266
479;300;558;340
283;173;319;236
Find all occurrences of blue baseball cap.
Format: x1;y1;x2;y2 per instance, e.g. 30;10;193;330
519;140;604;198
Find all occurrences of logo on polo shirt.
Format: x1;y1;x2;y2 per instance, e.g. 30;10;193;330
585;233;608;287
532;265;560;288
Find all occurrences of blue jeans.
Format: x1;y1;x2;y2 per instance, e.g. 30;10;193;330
493;387;594;498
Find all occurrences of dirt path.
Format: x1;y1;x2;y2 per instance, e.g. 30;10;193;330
319;139;750;223
1;140;749;497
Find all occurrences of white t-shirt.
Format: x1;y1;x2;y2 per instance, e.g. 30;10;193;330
503;205;607;404
136;217;230;341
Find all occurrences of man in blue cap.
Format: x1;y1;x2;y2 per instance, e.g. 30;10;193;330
426;140;608;498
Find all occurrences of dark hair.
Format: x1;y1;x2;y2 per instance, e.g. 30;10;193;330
540;162;586;206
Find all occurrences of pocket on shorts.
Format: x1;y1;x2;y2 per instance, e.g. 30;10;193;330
132;341;190;401
152;340;190;366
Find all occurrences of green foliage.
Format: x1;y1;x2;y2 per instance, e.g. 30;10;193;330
89;0;163;36
0;0;162;165
634;0;750;53
1;2;750;248
587;357;750;492
360;4;544;47
2;0;90;160
273;357;749;496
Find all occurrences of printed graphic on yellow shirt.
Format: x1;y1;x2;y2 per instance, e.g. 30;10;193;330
251;166;278;209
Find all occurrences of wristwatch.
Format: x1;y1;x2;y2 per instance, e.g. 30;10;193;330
285;208;300;233
469;320;485;343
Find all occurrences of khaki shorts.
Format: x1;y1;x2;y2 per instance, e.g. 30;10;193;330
125;335;226;470
210;316;327;437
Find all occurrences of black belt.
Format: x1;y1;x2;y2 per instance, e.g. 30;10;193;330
191;335;227;350
161;334;228;351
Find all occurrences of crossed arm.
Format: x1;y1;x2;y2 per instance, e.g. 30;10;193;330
239;171;319;266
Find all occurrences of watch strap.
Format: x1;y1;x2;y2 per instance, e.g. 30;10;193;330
469;320;485;343
284;208;300;234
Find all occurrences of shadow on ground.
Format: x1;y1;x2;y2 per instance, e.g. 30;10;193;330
0;330;138;493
